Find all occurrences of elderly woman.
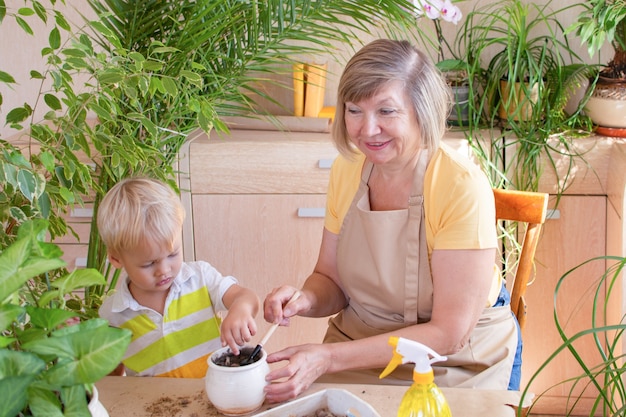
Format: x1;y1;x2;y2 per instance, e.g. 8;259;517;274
262;39;520;403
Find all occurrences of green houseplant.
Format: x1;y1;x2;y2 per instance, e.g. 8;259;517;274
453;0;594;192
0;0;427;314
0;219;131;417
568;0;626;132
519;255;626;416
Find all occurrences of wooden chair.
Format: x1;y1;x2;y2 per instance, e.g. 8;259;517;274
493;188;549;333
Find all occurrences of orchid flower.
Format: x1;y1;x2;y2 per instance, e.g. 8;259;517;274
412;0;463;62
412;0;461;23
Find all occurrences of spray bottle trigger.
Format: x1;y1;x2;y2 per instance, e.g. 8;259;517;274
379;350;403;379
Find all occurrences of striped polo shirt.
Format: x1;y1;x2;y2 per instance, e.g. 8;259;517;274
99;261;237;378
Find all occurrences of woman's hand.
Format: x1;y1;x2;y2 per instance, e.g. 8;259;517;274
263;344;332;403
263;286;309;326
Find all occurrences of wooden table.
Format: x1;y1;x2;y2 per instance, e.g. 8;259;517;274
95;376;529;417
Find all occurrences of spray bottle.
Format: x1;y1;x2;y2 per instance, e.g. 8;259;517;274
379;336;452;417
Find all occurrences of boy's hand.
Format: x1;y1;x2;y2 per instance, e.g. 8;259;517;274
220;284;260;355
220;307;258;355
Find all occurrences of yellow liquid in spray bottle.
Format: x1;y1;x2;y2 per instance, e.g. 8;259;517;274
397;369;451;417
380;336;452;417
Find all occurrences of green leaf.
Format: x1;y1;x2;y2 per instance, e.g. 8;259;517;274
26;324;131;386
142;61;164;72
0;235;66;301
0;376;34;417
0;0;6;23
60;385;90;417
0;70;15;83
32;1;47;23
98;69;124;84
161;77;177;96
15;16;33;35
0;349;46;378
49;26;61;49
27;306;78;330
38;190;51;218
17;7;35;16
53;10;70;31
51;268;106;295
6;106;31;124
0;350;45;417
17;169;39;201
180;70;202;87
30;70;45;79
44;93;62;111
0;304;24;333
39;151;55;172
27;386;64;417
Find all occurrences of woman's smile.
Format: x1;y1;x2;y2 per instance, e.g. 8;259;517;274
364;139;392;150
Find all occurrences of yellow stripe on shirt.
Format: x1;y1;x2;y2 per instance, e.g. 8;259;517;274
124;317;220;372
165;287;213;322
120;314;157;341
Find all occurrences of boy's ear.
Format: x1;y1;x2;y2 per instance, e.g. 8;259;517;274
108;252;123;269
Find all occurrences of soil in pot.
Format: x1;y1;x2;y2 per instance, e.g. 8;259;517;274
212;346;260;366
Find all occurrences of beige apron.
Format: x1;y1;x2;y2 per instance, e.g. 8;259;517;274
321;150;518;390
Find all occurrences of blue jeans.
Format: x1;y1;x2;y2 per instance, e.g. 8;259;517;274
493;284;522;391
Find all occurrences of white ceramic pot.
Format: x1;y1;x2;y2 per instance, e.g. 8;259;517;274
205;346;270;416
88;386;109;417
585;77;626;129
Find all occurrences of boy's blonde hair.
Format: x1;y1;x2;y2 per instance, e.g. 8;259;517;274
97;177;186;255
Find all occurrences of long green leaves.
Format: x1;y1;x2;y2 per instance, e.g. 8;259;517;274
519;256;626;416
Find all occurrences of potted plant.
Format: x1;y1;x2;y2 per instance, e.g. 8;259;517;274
0;219;131;417
519;255;626;416
568;0;626;135
453;0;594;192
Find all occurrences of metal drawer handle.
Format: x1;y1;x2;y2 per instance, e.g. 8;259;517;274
318;159;334;169
297;207;325;218
71;208;93;218
546;209;560;220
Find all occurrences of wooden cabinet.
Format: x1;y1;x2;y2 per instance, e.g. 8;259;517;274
178;128;339;354
522;196;608;409
521;137;626;416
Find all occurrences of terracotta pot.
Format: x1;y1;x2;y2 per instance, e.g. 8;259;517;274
205;346;270;416
585;76;626;129
497;79;539;122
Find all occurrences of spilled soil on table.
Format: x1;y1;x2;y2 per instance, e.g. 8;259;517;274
145;390;220;417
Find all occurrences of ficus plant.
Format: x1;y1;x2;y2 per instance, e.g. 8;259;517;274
0;0;427;317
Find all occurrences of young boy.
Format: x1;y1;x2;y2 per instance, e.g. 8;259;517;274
98;177;259;378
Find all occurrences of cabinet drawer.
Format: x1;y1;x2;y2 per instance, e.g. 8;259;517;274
187;130;338;194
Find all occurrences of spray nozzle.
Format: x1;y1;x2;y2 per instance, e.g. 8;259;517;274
379;336;447;379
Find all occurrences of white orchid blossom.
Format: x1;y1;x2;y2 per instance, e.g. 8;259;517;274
440;0;462;24
412;0;462;24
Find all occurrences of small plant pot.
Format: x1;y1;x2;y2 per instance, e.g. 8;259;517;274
585;77;626;132
88;386;109;417
448;85;470;126
205;346;270;416
497;79;539;122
